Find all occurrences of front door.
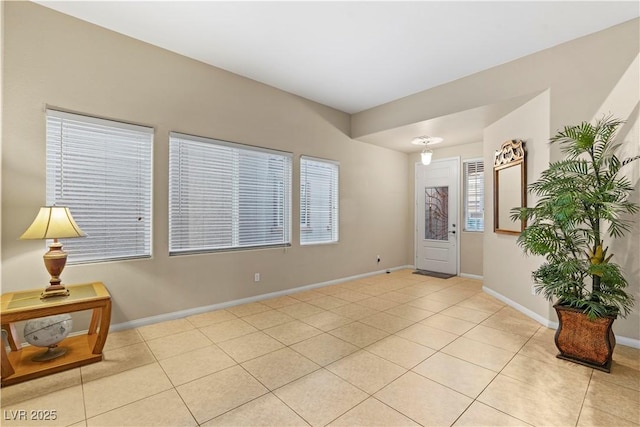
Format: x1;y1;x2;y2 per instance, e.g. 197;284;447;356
415;158;459;275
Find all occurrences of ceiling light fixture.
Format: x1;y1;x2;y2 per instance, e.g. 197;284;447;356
411;136;443;165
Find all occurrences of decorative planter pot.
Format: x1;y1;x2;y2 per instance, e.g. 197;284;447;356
554;304;616;372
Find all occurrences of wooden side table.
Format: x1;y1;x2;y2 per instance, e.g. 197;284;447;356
1;282;111;387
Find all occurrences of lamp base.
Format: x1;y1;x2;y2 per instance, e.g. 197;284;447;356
40;285;70;299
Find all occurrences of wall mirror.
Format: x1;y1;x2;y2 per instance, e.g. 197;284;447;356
494;139;526;234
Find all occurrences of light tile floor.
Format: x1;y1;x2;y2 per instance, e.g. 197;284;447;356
2;269;639;426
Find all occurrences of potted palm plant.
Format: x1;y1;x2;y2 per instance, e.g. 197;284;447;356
513;116;638;372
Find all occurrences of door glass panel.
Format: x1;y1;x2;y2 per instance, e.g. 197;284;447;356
425;186;448;240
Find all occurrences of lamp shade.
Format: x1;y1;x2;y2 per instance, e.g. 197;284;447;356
20;206;86;240
421;150;433;165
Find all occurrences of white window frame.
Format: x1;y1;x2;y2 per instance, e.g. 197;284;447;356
169;132;292;255
300;156;339;245
463;158;485;232
46;109;153;264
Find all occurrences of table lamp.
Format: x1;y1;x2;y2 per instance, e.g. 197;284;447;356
20;206;86;298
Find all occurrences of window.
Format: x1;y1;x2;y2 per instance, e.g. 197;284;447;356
463;159;485;232
169;133;292;254
300;156;339;245
46;110;153;263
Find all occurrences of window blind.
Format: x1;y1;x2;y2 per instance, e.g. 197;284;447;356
46;109;153;263
169;132;292;254
300;156;339;245
463;159;484;232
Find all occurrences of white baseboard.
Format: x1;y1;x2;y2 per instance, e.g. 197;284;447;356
482;286;556;328
615;335;640;349
107;266;638;350
110;265;412;332
14;266;638;351
482;286;640;349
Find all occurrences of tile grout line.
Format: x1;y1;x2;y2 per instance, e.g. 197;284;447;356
79;367;89;427
574;369;595;427
83;339;183;424
10;272;636;427
149;337;200;427
446;330;542;427
181;277;452;425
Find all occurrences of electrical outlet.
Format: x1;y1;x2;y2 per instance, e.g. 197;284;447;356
531;285;536;296
254;273;260;282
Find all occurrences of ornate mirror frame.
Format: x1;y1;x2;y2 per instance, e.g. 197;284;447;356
493;139;526;235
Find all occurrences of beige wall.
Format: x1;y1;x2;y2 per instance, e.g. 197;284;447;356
459;230;483;278
352;19;640;142
483;66;639;340
0;0;4;290
408;141;484;278
1;2;410;325
2;3;638;342
361;19;639;341
592;54;639;340
483;91;553;322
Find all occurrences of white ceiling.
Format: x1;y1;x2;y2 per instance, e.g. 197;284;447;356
35;1;639;151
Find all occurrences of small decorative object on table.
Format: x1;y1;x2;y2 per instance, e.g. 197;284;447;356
23;314;73;362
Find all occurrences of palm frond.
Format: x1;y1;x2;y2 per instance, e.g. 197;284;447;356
519;116;636;319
